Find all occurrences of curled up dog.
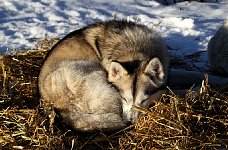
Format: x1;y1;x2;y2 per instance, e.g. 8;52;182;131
38;20;169;132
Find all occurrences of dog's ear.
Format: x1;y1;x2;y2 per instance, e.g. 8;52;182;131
144;57;164;80
108;61;128;82
84;27;103;59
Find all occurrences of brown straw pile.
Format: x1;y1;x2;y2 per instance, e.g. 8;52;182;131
0;38;227;149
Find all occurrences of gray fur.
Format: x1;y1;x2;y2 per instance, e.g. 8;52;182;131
39;20;169;131
208;20;228;75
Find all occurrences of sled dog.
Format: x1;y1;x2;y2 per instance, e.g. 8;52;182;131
39;20;169;131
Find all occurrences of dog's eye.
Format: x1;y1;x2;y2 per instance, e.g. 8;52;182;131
123;97;128;102
141;99;148;104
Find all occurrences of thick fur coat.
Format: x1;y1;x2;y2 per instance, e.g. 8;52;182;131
39;20;169;131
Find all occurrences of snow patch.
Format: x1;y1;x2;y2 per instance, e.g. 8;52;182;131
164;17;194;29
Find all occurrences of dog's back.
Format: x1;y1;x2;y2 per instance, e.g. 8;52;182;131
208;20;228;75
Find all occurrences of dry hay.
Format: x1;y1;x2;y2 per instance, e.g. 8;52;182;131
0;41;227;149
120;82;228;149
